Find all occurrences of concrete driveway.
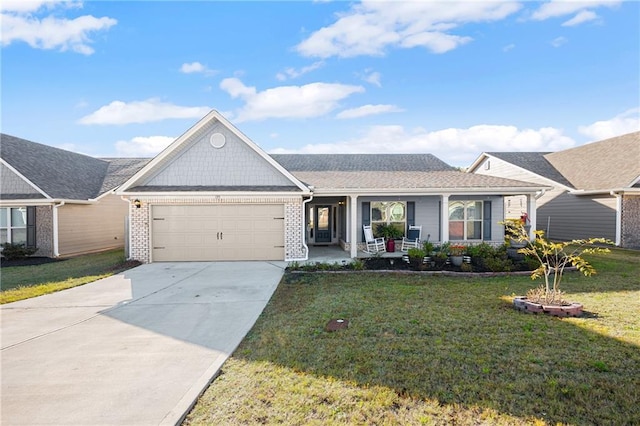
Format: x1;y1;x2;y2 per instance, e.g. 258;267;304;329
1;261;286;425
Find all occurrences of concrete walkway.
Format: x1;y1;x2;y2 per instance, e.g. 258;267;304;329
1;261;286;426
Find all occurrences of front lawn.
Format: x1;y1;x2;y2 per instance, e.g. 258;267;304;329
184;249;640;425
0;249;139;304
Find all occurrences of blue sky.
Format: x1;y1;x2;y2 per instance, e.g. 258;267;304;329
2;0;639;167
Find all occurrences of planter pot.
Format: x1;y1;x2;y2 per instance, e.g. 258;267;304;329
386;239;396;252
450;255;463;266
513;296;583;317
509;239;527;248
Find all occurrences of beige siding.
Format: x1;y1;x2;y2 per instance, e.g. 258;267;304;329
58;194;128;256
537;192;617;241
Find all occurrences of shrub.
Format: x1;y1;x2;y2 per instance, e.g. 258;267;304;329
1;243;37;261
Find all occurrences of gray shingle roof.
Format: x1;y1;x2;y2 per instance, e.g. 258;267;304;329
271;154;455;172
486;152;574;188
1;134;149;200
545;131;640;190
291;170;542;191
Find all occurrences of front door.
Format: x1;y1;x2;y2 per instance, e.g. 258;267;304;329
314;205;332;243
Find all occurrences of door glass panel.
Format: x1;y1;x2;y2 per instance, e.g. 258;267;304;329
0;229;7;244
0;209;7;227
317;207;329;230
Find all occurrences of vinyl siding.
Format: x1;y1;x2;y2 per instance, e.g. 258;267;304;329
356;195;504;243
57;194;127;256
537;192;616;241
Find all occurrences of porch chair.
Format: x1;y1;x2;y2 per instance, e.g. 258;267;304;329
363;225;386;253
401;225;422;252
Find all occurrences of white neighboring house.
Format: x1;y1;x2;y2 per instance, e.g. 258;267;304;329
467;131;640;248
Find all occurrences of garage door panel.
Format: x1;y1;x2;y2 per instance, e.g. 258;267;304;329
151;204;285;261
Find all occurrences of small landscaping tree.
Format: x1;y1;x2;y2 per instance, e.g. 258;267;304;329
510;223;613;305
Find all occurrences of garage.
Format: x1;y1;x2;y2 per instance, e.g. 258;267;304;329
151;204;285;261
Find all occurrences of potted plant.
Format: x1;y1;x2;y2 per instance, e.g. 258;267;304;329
509;222;613;316
375;223;403;252
448;244;466;266
407;247;427;270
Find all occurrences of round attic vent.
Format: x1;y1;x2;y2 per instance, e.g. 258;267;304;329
209;132;226;148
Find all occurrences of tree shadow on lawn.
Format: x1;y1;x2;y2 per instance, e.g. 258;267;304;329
233;274;640;425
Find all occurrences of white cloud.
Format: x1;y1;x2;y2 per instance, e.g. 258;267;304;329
271;124;576;167
551;36;568;47
503;43;515;52
179;61;216;76
115;136;175;157
295;1;521;58
530;1;619;27
219;77;365;122
363;70;382;87
276;61;324;81
336;104;404;119
578;108;640;140
562;10;597;27
0;1;73;13
78;98;210;125
0;1;116;55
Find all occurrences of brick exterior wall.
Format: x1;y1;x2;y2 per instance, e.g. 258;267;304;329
621;194;640;249
35;206;53;257
128;195;305;263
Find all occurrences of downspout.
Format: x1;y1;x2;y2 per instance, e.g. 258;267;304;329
611;190;622;246
52;201;65;257
121;197;133;260
301;192;314;261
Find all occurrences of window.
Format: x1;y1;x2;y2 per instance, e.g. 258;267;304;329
371;201;406;237
0;207;28;245
449;201;482;240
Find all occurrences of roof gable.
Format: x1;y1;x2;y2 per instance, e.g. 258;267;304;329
545;131;640;190
119;111;309;193
0;162;47;199
1;134;108;200
485;152;574;188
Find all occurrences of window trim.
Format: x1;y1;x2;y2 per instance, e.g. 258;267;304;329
448;200;483;241
0;207;28;246
370;201;407;237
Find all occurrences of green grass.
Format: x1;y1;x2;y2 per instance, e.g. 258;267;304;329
185;249;640;425
1;250;138;304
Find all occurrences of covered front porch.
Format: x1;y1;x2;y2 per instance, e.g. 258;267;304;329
303;192;539;260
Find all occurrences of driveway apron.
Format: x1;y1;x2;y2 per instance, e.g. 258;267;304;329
1;261;286;425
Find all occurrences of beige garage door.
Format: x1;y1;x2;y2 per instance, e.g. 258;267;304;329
151;205;285;261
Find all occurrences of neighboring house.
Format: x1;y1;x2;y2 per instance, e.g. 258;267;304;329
0;134;149;257
117;110;546;263
467;131;640;248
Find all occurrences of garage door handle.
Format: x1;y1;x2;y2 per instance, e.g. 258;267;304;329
153;218;165;221
274;217;284;220
217;232;223;240
220;232;223;239
154;247;165;249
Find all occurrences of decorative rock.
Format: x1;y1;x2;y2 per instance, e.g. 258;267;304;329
513;296;583;317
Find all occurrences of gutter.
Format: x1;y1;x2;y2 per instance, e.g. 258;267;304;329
299;192;314;261
121;197;133;260
52;201;66;257
610;190;622;246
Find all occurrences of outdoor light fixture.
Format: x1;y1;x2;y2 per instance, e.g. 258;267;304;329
133;199;141;209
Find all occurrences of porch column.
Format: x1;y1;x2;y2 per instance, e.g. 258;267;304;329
350;195;358;258
527;194;537;240
441;194;449;242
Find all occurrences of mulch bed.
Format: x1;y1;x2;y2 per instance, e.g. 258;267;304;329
0;257;65;268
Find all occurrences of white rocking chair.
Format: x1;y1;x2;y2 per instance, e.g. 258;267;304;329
363;225;386;253
401;225;422;252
